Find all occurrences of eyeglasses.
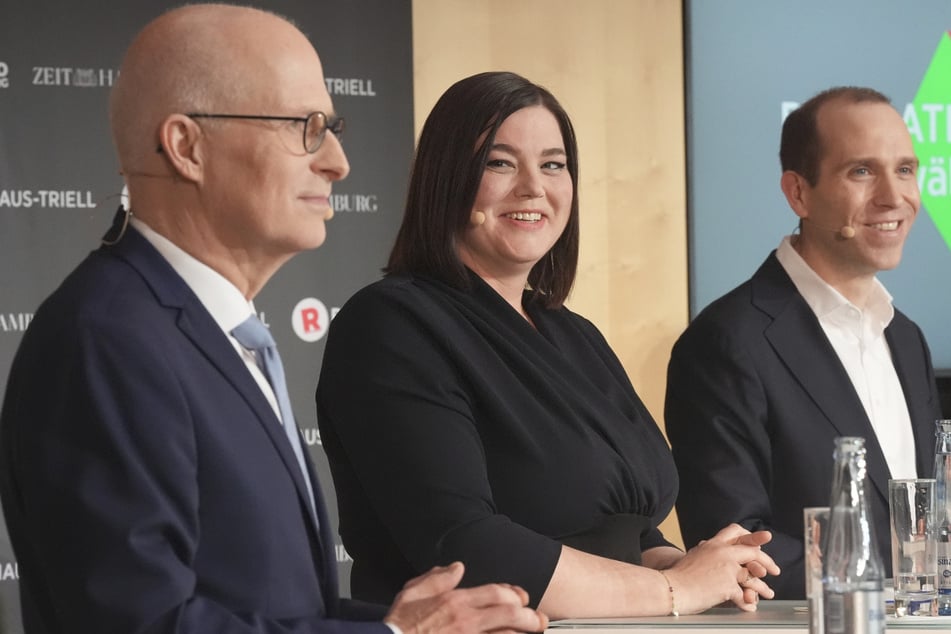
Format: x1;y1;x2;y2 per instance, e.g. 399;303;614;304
182;111;345;154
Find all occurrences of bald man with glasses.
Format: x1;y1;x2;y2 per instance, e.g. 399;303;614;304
0;5;548;633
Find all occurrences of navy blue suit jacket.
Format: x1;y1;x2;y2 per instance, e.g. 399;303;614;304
665;252;941;599
0;215;388;633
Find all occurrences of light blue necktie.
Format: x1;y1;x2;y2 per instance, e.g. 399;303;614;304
231;315;316;520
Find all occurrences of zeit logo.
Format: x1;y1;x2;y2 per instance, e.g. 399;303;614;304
32;66;117;87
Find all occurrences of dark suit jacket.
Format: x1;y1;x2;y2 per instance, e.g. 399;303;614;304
665;251;940;599
0;215;387;633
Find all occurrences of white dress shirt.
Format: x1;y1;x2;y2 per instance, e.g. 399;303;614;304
776;236;917;479
130;216;285;425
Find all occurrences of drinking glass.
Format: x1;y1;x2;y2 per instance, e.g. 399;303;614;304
888;478;938;617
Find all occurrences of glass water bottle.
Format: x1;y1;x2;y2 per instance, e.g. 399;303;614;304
934;420;951;615
823;436;885;634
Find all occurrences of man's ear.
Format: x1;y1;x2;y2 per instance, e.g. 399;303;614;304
157;114;205;183
780;170;810;220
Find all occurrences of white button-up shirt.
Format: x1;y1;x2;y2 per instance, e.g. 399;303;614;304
776;236;917;479
130;216;284;424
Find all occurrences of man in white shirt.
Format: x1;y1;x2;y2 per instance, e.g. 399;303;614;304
0;4;548;633
665;86;942;599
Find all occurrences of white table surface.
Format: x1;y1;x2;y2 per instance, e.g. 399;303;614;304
547;600;951;632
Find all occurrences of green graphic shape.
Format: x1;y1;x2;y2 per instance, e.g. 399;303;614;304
911;31;951;251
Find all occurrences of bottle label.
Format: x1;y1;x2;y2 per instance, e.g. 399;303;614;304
825;592;844;633
824;589;884;634
939;542;951;593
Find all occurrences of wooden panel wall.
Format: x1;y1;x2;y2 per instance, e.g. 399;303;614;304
412;0;688;547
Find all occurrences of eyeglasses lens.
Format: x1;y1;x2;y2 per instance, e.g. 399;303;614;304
304;112;344;153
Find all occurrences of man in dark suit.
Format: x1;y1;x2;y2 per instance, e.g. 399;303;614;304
665;86;942;599
0;5;548;633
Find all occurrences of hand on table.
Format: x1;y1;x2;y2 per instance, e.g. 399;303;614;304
385;561;549;634
662;524;780;614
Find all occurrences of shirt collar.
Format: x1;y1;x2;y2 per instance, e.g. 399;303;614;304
130;216;255;332
775;235;894;331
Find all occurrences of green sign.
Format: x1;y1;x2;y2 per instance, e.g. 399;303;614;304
909;31;951;250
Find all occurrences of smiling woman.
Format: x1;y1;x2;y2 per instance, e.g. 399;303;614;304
315;71;779;620
383;71;581;312
456;105;574;319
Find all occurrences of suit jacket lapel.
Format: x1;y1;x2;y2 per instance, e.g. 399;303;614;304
103;219;326;550
304;457;339;612
753;253;891;502
888;323;937;478
176;307;323;526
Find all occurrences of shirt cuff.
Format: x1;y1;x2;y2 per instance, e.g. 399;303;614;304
384;621;403;634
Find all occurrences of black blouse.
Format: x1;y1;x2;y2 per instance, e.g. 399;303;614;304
315;272;678;607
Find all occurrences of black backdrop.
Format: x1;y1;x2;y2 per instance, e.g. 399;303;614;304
0;2;414;630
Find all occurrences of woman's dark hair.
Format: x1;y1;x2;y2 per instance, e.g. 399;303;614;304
386;71;580;309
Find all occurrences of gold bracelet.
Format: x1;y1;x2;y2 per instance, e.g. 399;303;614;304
658;570;679;617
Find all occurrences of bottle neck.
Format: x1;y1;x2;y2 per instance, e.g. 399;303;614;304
830;439;870;507
825;438;884;585
935;424;951;525
936;421;951;454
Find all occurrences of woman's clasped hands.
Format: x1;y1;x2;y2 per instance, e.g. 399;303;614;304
660;524;780;615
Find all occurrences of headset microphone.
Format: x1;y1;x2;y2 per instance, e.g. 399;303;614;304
470;210;486;226
803;216;855;239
